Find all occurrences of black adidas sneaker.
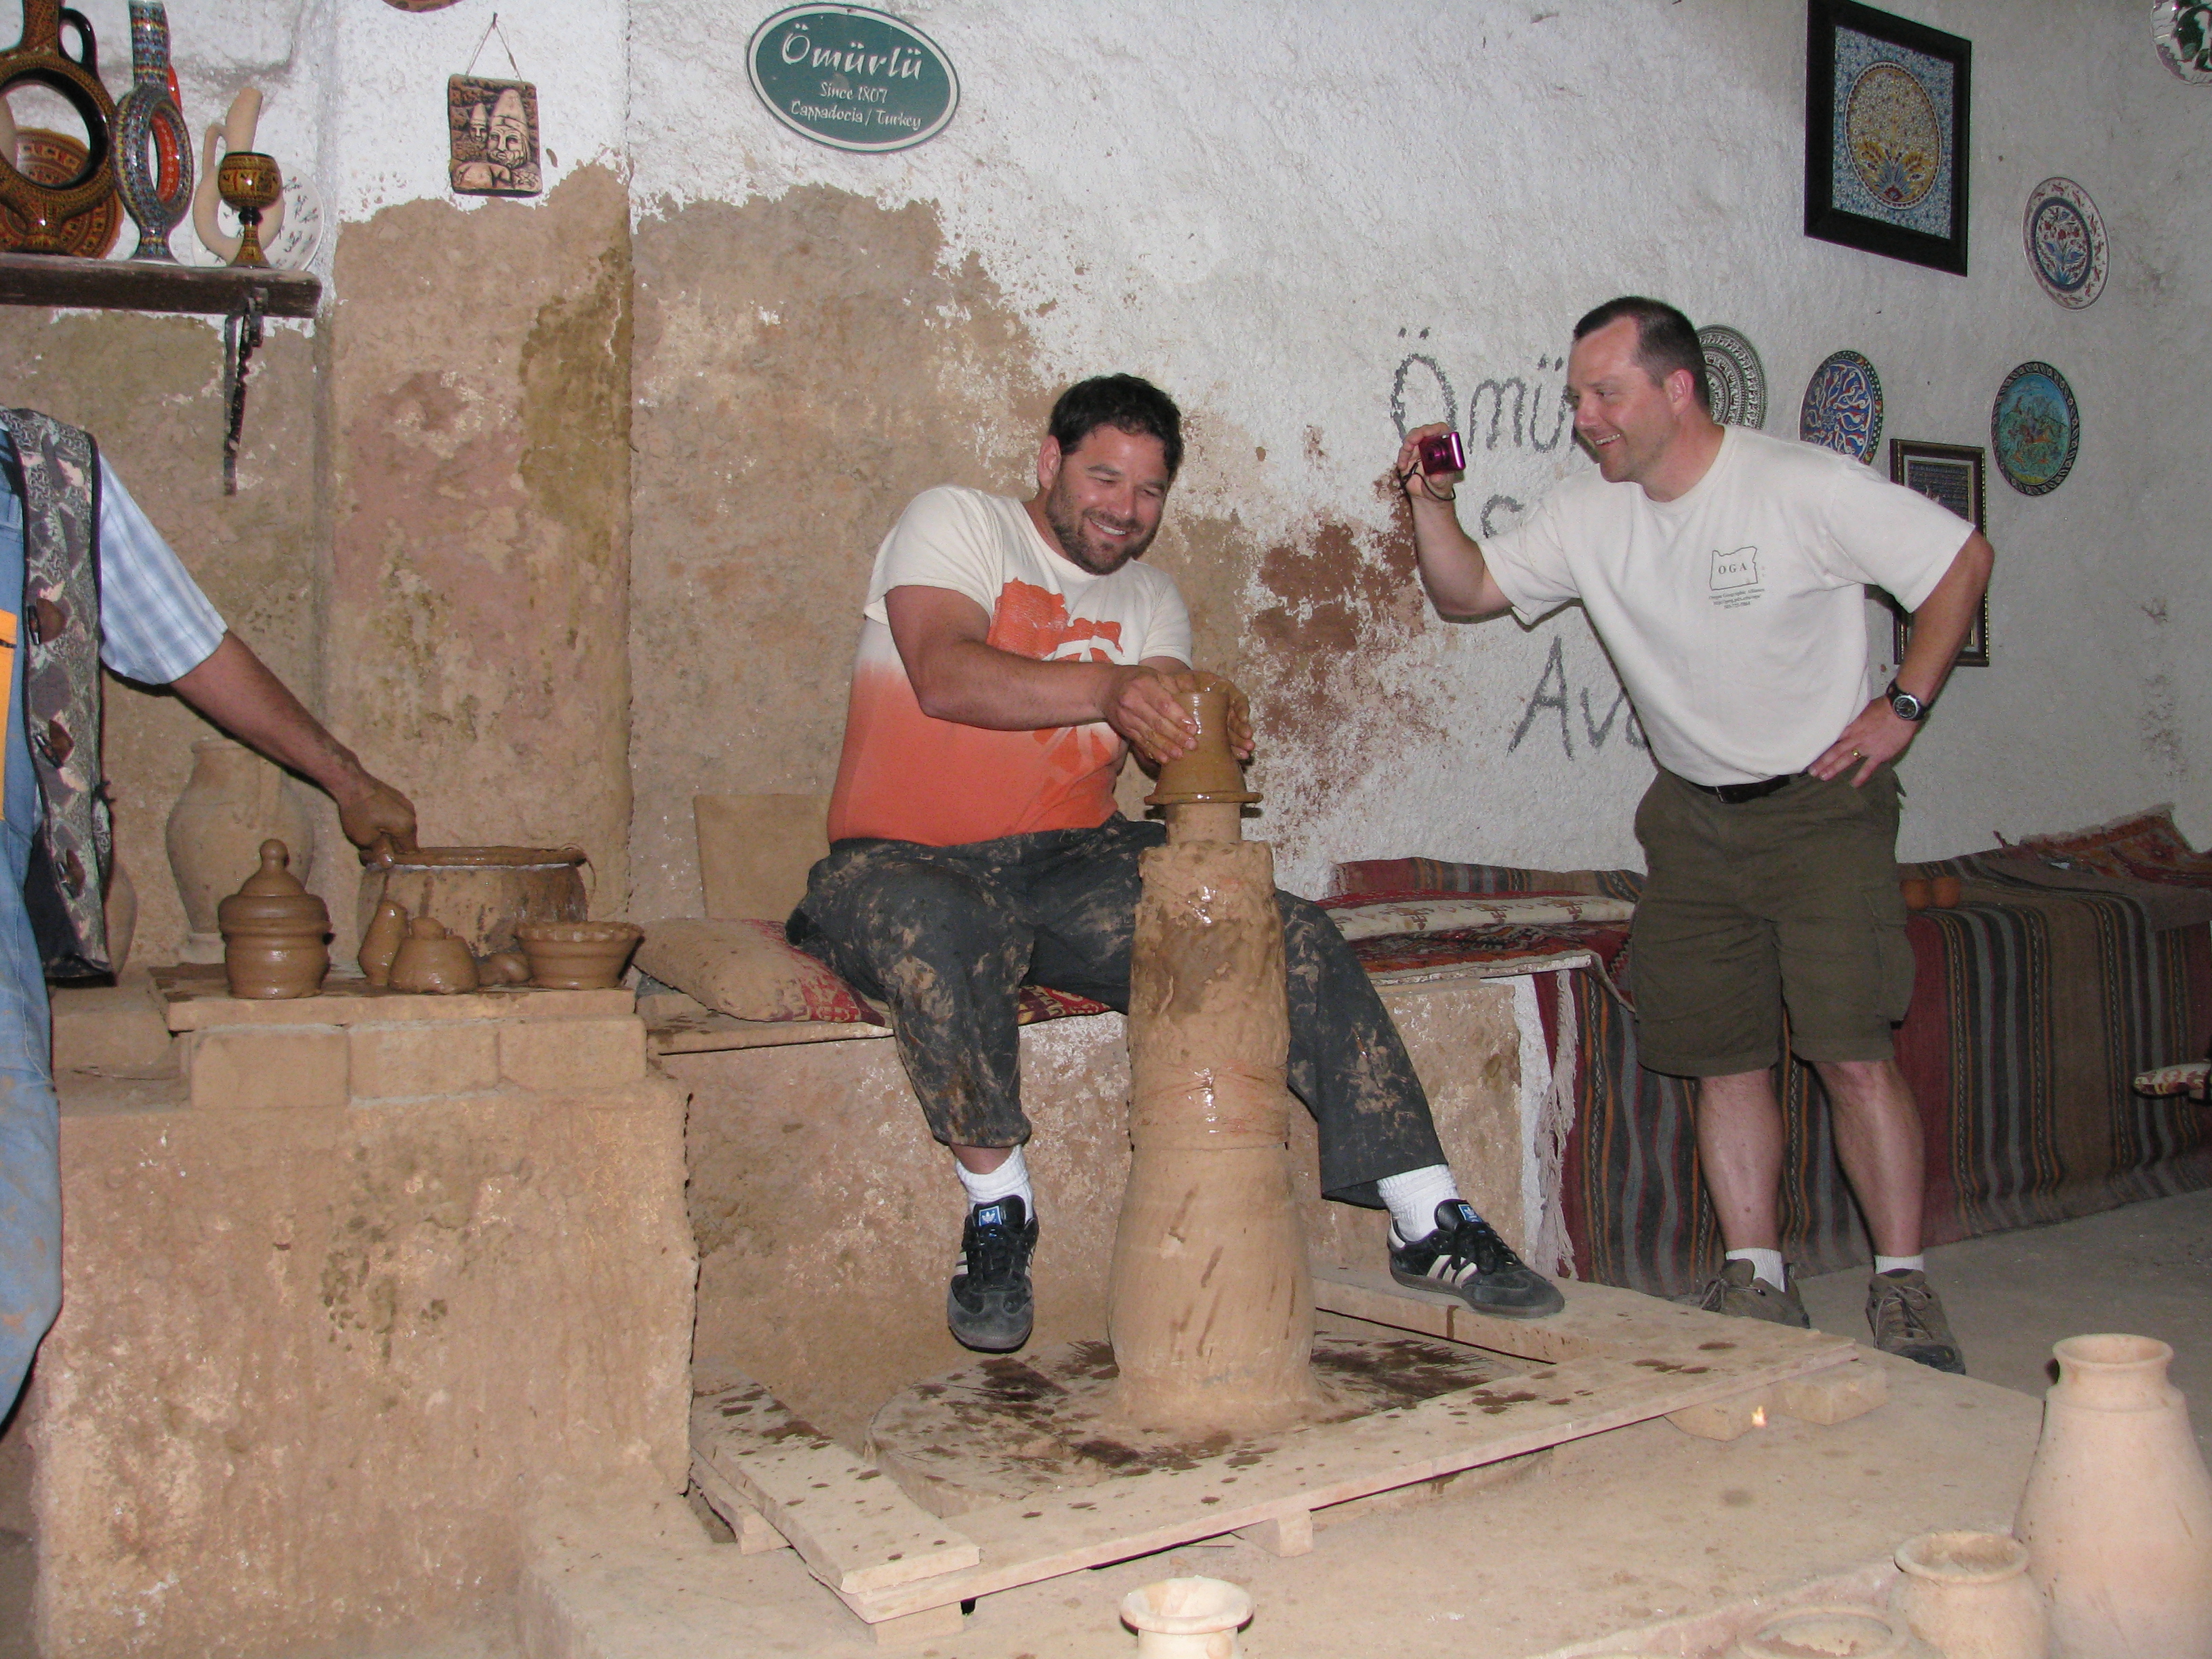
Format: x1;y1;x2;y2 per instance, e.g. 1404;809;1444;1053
947;1196;1038;1352
1389;1199;1564;1319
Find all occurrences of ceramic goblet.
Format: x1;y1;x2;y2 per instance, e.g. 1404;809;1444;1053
214;148;281;268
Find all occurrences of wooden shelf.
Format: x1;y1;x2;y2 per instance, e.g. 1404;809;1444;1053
0;250;319;318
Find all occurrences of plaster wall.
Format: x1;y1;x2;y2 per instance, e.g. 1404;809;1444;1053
626;0;2211;906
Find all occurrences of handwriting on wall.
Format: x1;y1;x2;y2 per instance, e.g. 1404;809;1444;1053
1507;636;1646;761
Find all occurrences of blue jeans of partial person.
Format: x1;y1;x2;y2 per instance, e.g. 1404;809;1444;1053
0;822;58;1417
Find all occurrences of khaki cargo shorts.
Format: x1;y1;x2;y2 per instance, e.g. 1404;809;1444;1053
1630;767;1912;1077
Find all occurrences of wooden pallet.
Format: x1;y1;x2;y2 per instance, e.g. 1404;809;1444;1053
691;1277;1879;1644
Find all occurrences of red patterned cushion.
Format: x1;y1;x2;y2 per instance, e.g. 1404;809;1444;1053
2013;807;2212;889
636;918;886;1024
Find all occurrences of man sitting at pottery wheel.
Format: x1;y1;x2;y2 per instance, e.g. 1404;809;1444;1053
790;375;1562;1354
0;411;417;1418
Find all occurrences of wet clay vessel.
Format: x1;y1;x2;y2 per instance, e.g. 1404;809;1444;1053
1891;1530;2047;1659
2015;1332;2212;1658
1145;682;1258;811
218;839;328;999
1111;674;1322;1435
1120;1577;1253;1658
359;845;588;957
1729;1607;1934;1658
515;920;642;990
357;897;407;987
388;916;479;995
476;949;531;986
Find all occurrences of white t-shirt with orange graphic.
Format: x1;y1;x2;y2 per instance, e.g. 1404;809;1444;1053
826;486;1193;846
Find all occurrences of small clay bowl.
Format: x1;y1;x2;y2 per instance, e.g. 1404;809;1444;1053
515;920;642;990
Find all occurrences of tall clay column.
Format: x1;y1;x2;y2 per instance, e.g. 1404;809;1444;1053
1107;682;1324;1434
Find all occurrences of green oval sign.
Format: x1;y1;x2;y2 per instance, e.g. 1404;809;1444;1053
748;5;959;153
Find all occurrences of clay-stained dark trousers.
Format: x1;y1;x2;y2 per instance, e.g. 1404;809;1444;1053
789;817;1446;1206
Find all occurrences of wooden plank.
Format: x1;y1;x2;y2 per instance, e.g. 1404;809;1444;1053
688;1453;791;1554
0;250;320;317
691;1383;979;1596
839;1331;1854;1622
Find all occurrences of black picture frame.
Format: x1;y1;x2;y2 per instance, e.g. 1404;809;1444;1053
1888;439;1988;667
1805;0;1972;275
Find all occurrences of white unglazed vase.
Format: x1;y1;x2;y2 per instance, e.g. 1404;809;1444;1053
1120;1576;1252;1658
2015;1333;2212;1658
165;737;315;962
1892;1530;2048;1659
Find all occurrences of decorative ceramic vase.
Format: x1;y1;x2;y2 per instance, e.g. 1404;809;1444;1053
2015;1333;2212;1658
388;916;479;996
1891;1532;2047;1659
0;0;117;253
104;850;136;976
1145;687;1258;808
215;148;281;267
167;737;316;964
357;897;407;987
1730;1607;1936;1659
218;840;329;999
514;920;642;990
358;846;588;957
1120;1577;1252;1658
113;1;188;260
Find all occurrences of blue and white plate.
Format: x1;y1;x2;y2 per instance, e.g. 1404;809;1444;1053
1799;350;1884;463
2024;178;2107;309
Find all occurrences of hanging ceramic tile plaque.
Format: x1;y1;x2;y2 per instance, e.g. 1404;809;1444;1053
2022;178;2107;309
1696;325;1768;428
748;4;959;152
449;77;541;196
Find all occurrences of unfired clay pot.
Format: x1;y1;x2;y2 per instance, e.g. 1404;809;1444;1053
476;949;531;986
167;737;316;962
1729;1607;1936;1659
357;898;407;987
104;850;137;976
218;840;329;1000
1145;686;1257;808
388;916;480;995
514;920;642;990
2015;1332;2212;1658
1120;1576;1252;1658
1891;1531;2047;1659
358;846;588;956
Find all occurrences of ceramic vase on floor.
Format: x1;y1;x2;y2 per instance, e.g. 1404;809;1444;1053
2015;1332;2212;1658
166;737;315;962
1891;1531;2047;1659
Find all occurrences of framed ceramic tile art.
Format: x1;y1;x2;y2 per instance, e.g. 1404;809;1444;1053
1805;1;1972;274
1887;439;1988;666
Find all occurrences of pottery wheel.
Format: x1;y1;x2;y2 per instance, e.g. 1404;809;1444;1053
865;1334;1530;1518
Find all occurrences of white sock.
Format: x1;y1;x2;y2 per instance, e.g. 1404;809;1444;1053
1875;1253;1925;1276
1728;1247;1787;1289
1377;1164;1462;1240
956;1147;1034;1218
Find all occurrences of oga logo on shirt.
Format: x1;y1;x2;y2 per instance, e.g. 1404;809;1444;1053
1708;546;1763;610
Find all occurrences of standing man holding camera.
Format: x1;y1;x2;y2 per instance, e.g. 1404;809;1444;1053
1395;298;1992;1372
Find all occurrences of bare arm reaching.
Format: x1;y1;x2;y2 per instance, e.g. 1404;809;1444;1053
1394;422;1515;621
169;632;418;857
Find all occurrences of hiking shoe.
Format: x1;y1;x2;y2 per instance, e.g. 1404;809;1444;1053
1389;1200;1565;1319
947;1197;1038;1353
1682;1258;1810;1328
1867;1268;1965;1374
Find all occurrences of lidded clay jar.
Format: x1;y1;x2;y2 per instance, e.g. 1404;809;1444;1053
388;916;480;996
218;839;329;1000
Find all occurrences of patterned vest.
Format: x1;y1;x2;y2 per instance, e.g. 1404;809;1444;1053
0;410;110;978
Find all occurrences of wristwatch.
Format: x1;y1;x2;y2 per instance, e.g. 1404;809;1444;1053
1885;678;1929;722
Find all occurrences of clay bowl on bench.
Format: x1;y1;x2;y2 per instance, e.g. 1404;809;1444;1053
514;920;643;990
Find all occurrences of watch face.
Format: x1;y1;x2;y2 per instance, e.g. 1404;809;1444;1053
1891;691;1924;719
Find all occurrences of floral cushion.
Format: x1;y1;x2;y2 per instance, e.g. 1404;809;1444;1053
2011;807;2212;890
638;918;886;1025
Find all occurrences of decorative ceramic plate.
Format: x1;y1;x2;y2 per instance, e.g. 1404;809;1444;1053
189;176;324;272
0;129;121;258
2024;178;2107;308
2154;0;2212;82
1697;325;1767;428
1798;350;1884;463
1992;361;2080;495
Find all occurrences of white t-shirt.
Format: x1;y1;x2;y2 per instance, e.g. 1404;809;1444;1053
1482;428;1974;786
827;485;1193;846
